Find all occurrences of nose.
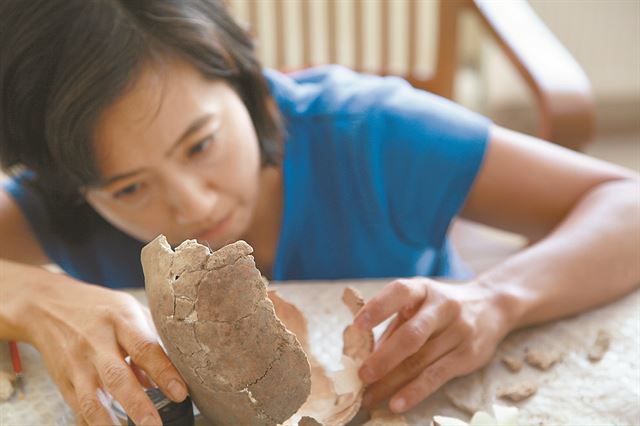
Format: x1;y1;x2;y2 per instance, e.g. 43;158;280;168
166;173;218;225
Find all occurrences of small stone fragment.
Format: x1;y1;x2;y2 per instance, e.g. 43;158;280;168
588;330;611;362
342;288;374;365
497;380;538;402
501;355;523;373
525;348;562;370
0;371;15;401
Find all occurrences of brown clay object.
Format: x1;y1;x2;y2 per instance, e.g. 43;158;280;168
142;236;311;426
525;348;562;370
143;236;375;426
278;287;375;426
497;380;538;402
501;355;523;373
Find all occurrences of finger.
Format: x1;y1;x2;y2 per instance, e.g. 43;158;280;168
116;313;188;403
42;360;87;422
363;329;462;409
354;279;427;330
389;350;465;413
121;352;153;388
57;376;84;420
130;360;155;389
360;303;450;384
73;371;120;425
95;355;162;426
377;301;420;348
376;314;404;349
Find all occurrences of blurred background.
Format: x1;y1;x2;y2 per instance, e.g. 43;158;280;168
228;0;639;172
1;1;636;271
226;0;639;271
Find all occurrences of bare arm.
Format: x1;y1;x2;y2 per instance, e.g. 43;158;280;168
464;126;640;327
0;187;50;265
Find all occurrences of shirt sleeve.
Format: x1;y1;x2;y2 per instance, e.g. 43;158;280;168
2;173;145;287
363;76;491;248
2;172;53;245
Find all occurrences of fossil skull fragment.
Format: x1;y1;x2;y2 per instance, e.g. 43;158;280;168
142;237;311;425
141;236;373;426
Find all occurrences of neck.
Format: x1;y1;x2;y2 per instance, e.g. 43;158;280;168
242;165;283;277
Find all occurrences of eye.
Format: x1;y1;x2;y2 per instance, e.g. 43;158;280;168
188;136;214;157
113;182;142;199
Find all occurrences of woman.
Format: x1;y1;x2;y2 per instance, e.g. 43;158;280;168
0;0;638;424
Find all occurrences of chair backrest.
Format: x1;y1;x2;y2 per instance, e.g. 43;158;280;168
226;0;596;150
226;0;458;98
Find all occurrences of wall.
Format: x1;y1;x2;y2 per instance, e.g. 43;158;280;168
481;0;640;134
485;0;640;105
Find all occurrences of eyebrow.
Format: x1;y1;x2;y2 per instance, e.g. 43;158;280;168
96;113;215;187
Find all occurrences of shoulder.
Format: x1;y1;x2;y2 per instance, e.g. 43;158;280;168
265;65;490;139
264;65;415;119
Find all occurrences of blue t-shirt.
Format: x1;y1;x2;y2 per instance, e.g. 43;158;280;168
3;65;490;288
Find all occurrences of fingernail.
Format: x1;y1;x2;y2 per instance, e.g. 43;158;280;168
391;397;406;412
360;366;374;383
168;379;187;401
141;413;162;426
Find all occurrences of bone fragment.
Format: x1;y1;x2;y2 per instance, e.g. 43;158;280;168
524;348;562;371
497;380;538;402
142;237;311;426
143;236;376;426
500;355;523;373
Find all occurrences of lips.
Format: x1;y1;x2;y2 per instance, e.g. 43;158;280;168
196;211;234;243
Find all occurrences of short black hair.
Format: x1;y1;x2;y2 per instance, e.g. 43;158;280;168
0;0;283;242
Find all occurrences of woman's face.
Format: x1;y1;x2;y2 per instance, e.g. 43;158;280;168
85;59;262;248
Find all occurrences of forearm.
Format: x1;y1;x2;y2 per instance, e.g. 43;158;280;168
479;178;640;330
0;259;62;342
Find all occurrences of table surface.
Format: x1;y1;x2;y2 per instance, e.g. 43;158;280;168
1;278;639;425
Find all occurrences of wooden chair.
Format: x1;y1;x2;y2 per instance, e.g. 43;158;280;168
234;0;596;151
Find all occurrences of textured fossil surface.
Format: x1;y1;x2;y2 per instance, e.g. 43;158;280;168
275;287;374;426
142;236;374;426
142;236;311;425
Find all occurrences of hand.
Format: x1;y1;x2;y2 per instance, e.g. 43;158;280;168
353;278;510;413
23;277;188;425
